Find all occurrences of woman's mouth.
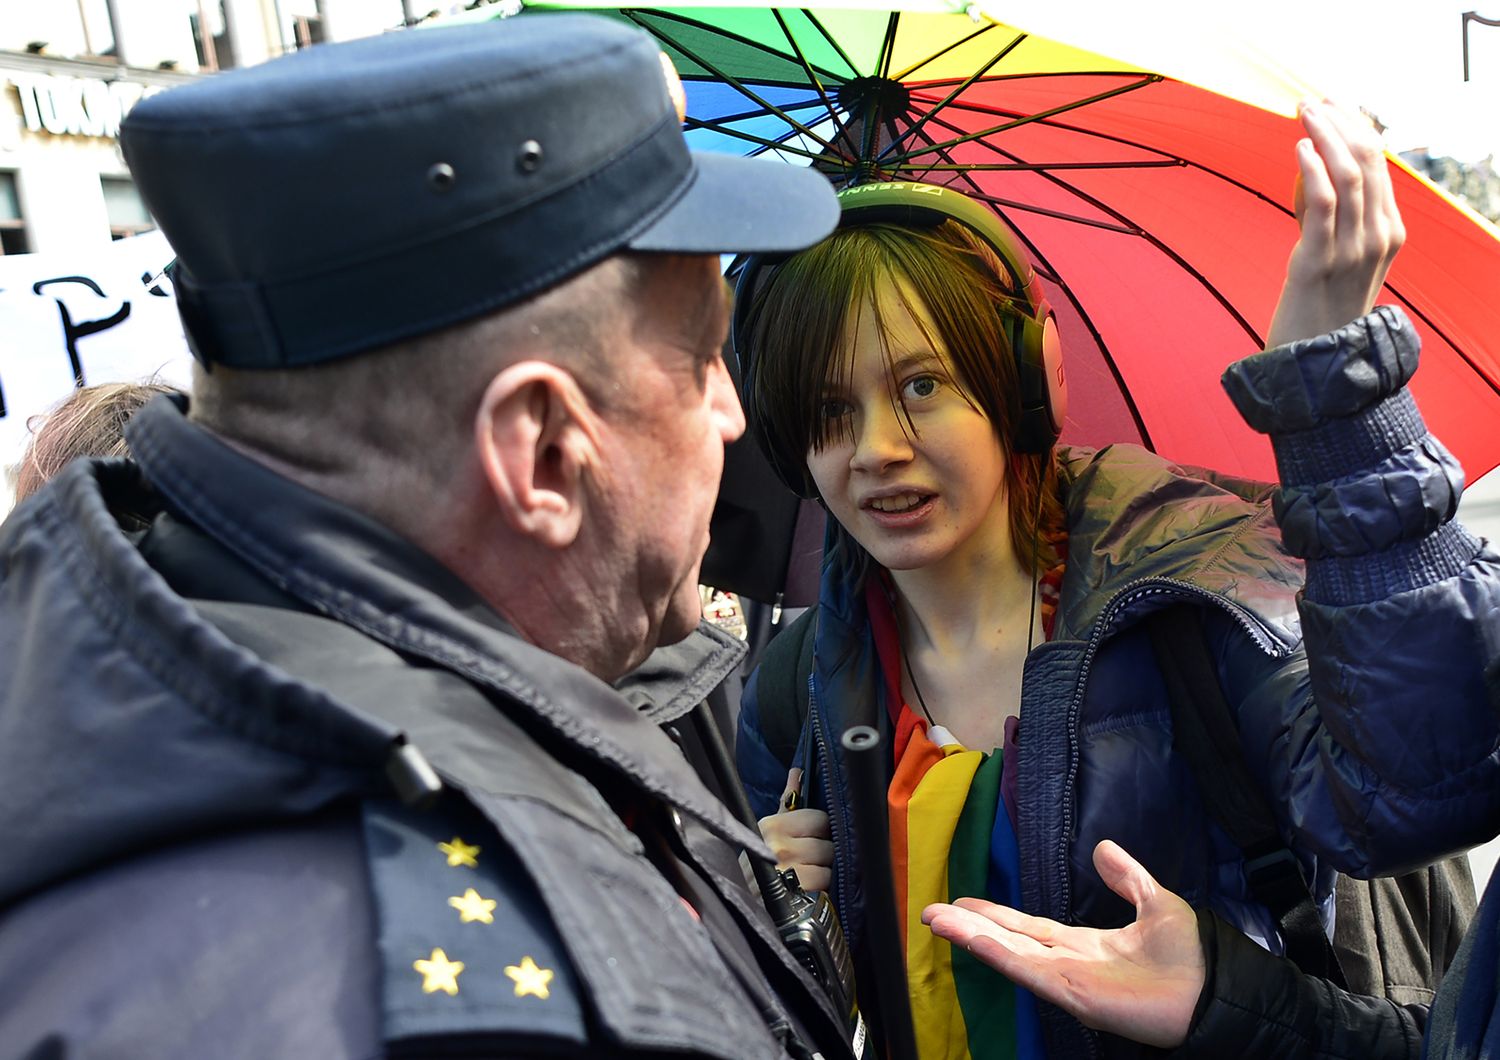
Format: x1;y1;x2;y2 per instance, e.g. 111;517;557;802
867;492;928;514
862;491;936;526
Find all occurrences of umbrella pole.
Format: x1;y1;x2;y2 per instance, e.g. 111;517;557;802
842;724;919;1060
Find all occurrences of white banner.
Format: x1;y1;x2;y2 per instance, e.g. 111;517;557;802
0;230;194;504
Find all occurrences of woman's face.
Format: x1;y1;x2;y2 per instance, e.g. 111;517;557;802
806;275;1012;574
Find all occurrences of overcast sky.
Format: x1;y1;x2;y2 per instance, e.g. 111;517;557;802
1004;0;1500;162
1262;0;1500;161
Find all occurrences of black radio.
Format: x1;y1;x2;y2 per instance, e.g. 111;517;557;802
762;865;858;1030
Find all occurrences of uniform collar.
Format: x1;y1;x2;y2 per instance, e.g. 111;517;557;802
125;395;759;849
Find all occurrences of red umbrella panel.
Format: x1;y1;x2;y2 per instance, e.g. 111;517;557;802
904;71;1500;483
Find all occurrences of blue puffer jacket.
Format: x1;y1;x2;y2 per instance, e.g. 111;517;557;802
736;307;1500;1057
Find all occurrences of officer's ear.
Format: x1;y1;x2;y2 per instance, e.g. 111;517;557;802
475;361;600;550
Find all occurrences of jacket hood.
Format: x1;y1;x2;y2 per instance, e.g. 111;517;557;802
0;456;747;905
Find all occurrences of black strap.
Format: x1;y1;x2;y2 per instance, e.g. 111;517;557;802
756;605;819;766
1145;606;1347;988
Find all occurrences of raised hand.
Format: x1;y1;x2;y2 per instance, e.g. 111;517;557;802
921;840;1205;1049
1263;99;1406;351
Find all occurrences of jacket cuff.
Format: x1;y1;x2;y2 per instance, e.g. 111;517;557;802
1221;306;1418;436
1219;307;1476;598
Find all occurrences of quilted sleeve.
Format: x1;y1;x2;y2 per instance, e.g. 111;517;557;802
1219;306;1500;874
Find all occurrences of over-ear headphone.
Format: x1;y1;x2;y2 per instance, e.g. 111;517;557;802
732;181;1066;498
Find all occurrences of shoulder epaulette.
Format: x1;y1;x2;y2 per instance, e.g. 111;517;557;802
362;794;589;1051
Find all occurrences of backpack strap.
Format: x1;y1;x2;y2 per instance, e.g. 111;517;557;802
755;605;819;767
1144;605;1348;988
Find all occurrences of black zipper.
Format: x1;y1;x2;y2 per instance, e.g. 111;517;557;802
1041;577;1289;1058
1053;575;1291;904
808;672;856;944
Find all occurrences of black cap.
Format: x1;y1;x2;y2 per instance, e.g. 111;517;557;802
119;15;839;369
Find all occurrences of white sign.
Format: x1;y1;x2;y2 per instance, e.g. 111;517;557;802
6;73;160;140
0;229;194;506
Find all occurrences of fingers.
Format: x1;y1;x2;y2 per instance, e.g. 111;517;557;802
922;904;1070;1000
1292;135;1334;250
778;766;803;811
1091;839;1158;910
758;809;833;874
792;863;831;892
1297;99;1402;275
1318;101;1398;235
1299;100;1363;253
944;897;1066;949
760;807;830;838
759;791;831;892
1266;98;1402;348
775;834;834;867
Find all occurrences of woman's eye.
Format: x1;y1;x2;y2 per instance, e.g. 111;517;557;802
902;375;941;400
819;398;852;422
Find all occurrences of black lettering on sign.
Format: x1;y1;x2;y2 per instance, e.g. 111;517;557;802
31;275;133;387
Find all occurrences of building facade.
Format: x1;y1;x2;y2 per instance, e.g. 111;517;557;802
0;0;411;256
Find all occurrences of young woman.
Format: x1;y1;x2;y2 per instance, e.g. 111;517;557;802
732;101;1500;1059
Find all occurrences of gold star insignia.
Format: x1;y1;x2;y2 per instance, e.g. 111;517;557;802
505;955;554;999
413;948;464;995
437;836;480;868
448;887;497;925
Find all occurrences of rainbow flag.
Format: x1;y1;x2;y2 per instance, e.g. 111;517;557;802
866;579;1048;1060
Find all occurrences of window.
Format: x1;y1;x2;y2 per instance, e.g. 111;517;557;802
283;0;326;51
0;2;113;62
0;173;28;256
101;176;154;241
190;1;237;71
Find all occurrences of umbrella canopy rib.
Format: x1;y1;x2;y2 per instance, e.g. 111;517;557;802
876;12;901;79
770;8;851;147
885;160;1185;173
681;115;829;161
943;161;1157;450
899;75;1162;164
629;8;850;83
688;97;827;127
800;9;863;81
636;17;846;156
1383;282;1500;397
928;95;1327;234
890;21;997;82
923;109;1267;346
881;32;1028;163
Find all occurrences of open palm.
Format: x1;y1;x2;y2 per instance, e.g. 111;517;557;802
922;840;1205;1049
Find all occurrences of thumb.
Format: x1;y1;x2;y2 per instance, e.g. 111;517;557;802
1092;839;1159;911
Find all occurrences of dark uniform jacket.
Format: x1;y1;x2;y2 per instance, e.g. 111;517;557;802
0;396;852;1060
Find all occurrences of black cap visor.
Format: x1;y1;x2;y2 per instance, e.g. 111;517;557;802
628;150;838;256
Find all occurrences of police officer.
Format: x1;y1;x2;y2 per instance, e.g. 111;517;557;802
0;16;847;1058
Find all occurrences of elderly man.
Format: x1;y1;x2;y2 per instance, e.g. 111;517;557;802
0;16;848;1059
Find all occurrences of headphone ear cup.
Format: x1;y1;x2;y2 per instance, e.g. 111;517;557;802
1011;310;1066;454
732;255;820;499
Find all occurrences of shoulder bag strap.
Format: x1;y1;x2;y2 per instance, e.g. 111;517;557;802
1145;605;1348;988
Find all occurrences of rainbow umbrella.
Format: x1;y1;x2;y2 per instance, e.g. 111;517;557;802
453;0;1500;484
